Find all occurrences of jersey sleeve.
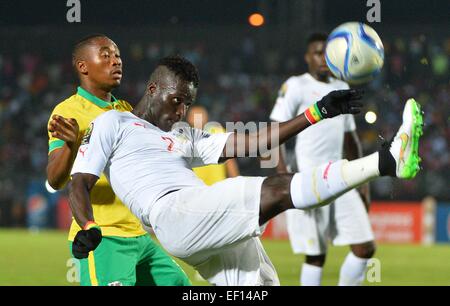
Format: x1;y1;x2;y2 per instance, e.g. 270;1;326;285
270;78;301;122
190;128;232;167
70;111;119;178
47;103;73;154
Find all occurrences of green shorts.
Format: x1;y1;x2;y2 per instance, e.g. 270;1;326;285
69;234;191;286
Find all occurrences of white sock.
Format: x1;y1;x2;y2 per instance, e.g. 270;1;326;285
341;152;380;187
290;153;380;209
338;252;369;286
300;263;323;286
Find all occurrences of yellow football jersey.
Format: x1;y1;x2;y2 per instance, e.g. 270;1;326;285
48;86;146;241
192;124;228;185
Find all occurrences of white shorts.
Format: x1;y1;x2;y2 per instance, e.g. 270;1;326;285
286;189;374;255
194;237;280;286
148;176;267;265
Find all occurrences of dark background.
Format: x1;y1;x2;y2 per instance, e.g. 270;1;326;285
0;0;448;26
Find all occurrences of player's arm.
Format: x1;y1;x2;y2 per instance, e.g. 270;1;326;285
344;130;371;210
221;89;363;160
67;112;118;258
47;115;80;189
68;172;102;260
69;173;98;227
69;173;102;259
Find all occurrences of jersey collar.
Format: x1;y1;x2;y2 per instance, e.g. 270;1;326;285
77;86;118;108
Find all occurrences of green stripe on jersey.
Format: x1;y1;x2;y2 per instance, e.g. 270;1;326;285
48;139;65;153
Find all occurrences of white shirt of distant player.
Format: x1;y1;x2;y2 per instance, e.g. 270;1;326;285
270;73;356;170
71;110;231;225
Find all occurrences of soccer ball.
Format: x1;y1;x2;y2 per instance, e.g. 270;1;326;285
325;22;384;85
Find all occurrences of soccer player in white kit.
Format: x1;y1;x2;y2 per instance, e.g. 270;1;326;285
270;33;375;286
63;56;424;286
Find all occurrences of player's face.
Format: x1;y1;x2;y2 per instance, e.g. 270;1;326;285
152;78;197;132
305;41;330;79
82;37;122;89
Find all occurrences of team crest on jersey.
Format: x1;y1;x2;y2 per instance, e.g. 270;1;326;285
278;82;288;98
81;122;94;145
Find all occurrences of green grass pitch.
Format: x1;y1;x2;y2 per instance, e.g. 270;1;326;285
0;229;449;286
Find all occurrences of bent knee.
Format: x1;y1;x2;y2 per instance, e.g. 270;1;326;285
305;254;326;267
351;241;376;259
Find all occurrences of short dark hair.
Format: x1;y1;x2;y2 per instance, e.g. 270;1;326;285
72;33;109;66
157;55;199;88
306;32;328;46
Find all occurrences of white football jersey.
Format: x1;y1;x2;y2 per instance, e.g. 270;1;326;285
270;73;356;170
71;110;231;224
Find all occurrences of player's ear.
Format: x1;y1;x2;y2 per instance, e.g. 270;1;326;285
147;82;157;96
77;60;88;75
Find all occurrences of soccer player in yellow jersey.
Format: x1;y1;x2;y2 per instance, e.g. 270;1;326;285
186;105;239;184
46;34;190;286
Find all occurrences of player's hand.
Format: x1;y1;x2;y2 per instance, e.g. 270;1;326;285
72;226;102;259
48;115;79;149
316;89;363;119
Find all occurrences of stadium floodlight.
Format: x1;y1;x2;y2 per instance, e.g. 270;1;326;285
365;111;377;124
248;13;264;27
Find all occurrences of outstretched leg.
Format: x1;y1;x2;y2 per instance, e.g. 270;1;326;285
259;98;423;225
260;154;379;224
